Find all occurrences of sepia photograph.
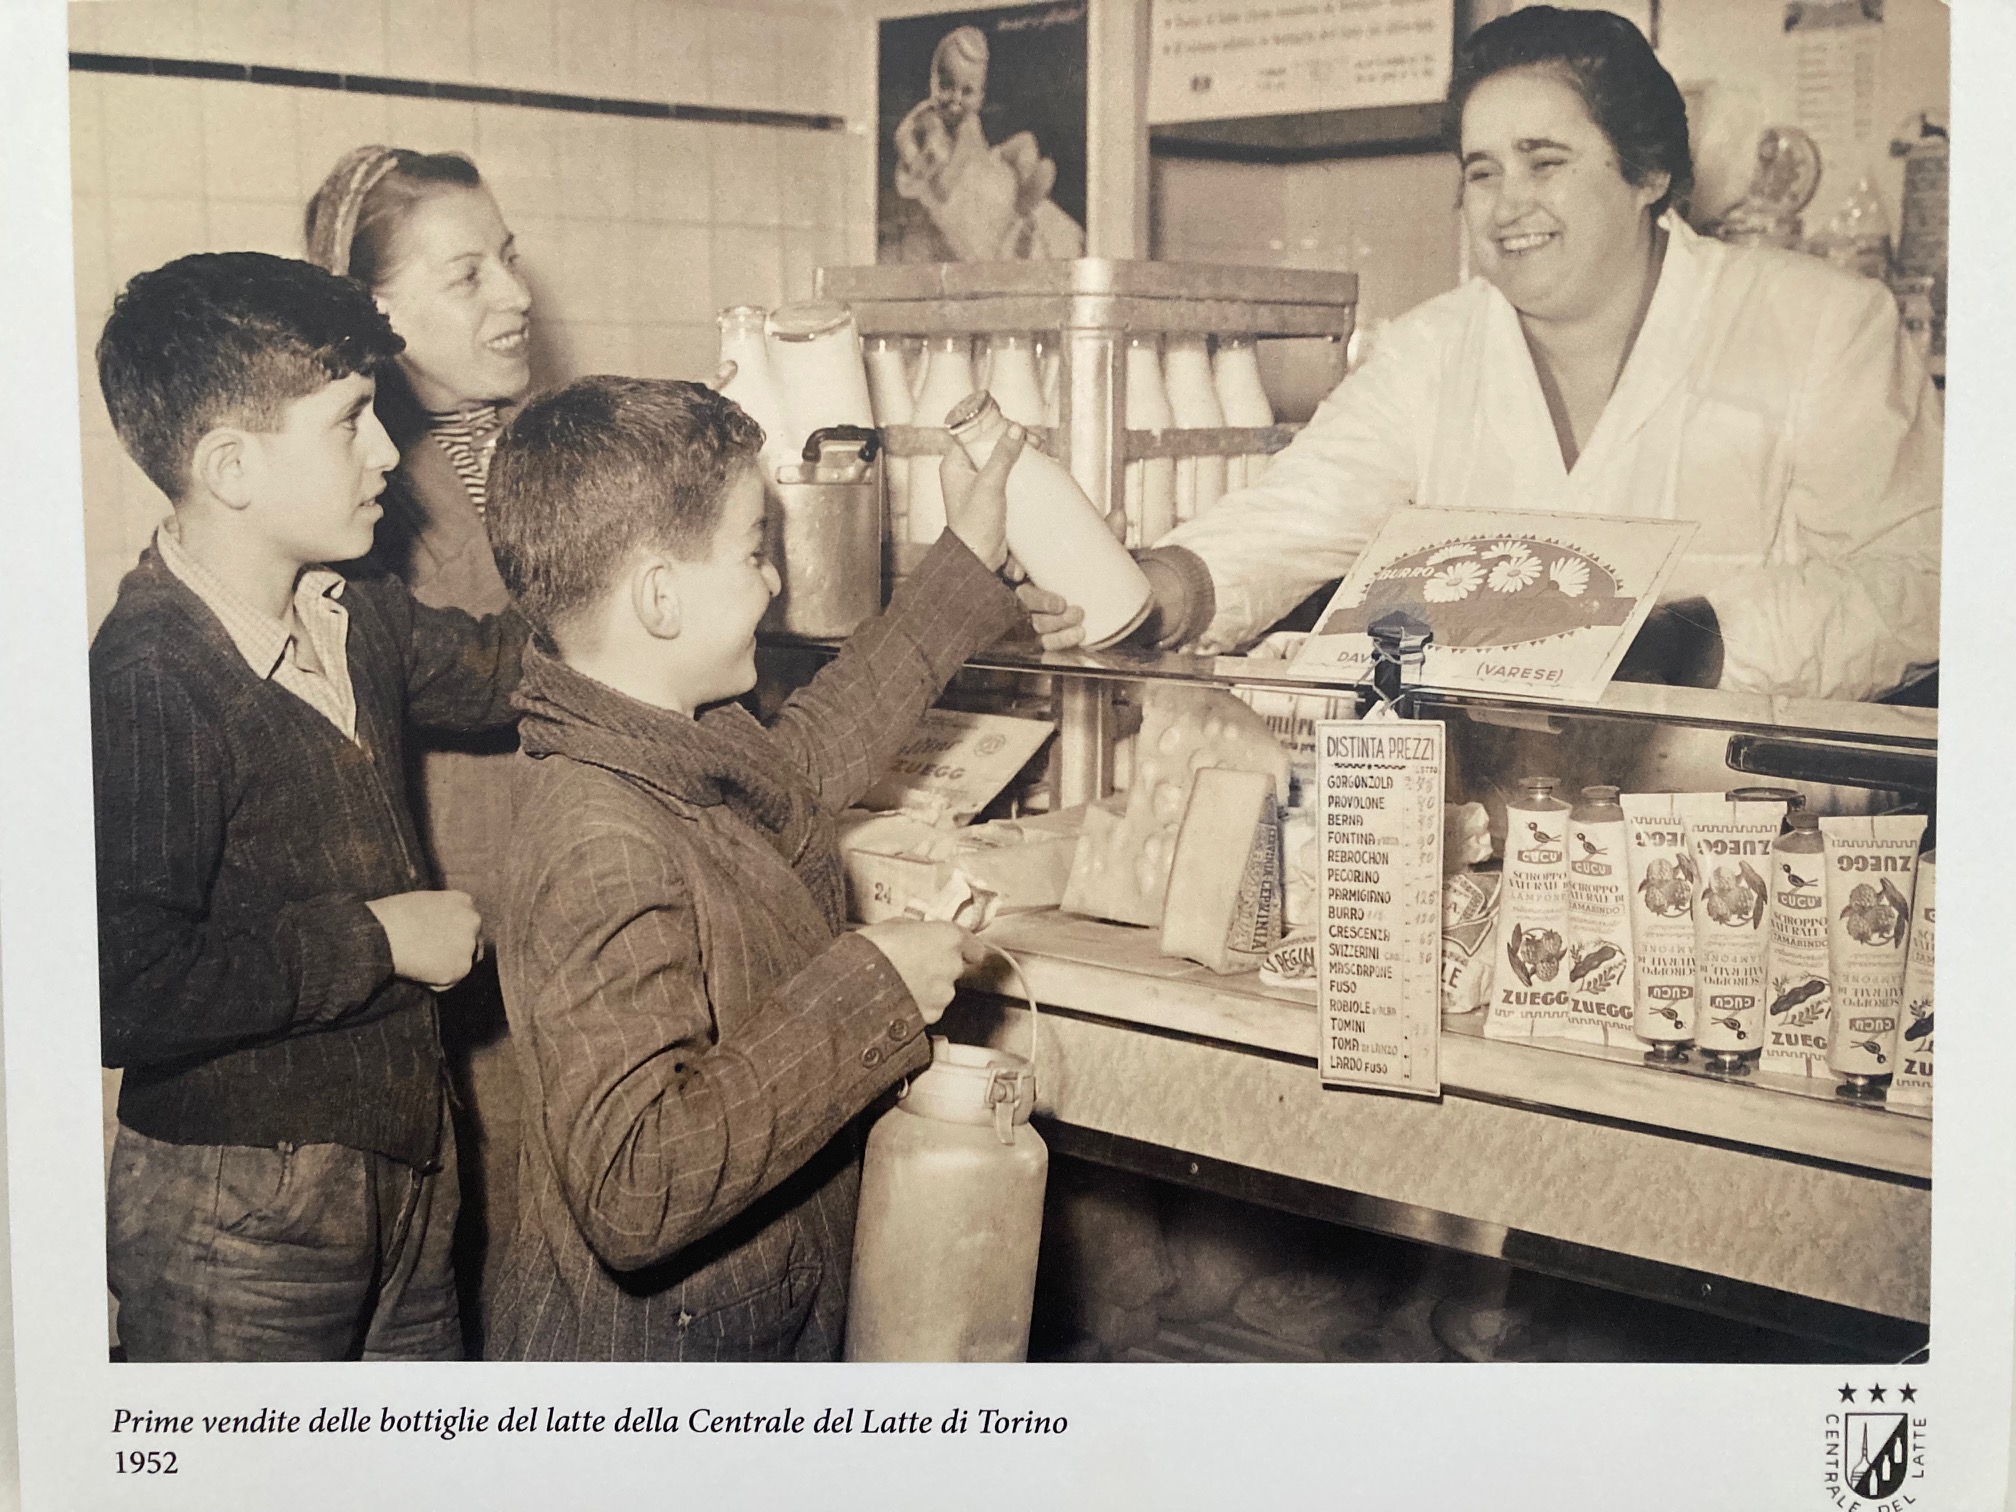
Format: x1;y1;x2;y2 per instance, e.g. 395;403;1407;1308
0;0;2010;1506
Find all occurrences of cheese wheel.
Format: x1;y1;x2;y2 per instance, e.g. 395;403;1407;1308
1060;684;1292;927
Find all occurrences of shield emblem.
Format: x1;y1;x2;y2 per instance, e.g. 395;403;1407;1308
1846;1413;1909;1501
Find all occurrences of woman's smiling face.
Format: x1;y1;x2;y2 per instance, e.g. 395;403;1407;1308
371;186;533;411
1458;66;1667;324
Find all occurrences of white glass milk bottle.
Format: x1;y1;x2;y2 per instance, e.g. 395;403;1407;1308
1124;335;1177;548
983;333;1047;427
717;305;796;485
908;336;977;546
765;301;874;458
1163;334;1227;520
1213;333;1275;489
863;335;915;544
947;392;1151;648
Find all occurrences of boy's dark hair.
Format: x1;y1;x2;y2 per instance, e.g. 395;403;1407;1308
488;377;765;645
96;251;404;501
1447;5;1693;219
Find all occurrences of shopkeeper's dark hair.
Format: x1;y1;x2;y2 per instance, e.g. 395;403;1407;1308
96;252;403;501
1447;5;1693;219
488;376;765;646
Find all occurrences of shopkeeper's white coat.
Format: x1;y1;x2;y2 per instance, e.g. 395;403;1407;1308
1161;213;1942;701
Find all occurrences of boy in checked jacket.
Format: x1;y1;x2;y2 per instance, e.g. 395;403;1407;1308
483;377;1025;1360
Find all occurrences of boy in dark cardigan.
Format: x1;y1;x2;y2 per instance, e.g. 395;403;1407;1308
91;252;528;1360
482;377;1024;1360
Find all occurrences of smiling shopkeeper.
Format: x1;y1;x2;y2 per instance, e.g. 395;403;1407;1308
305;146;537;1352
1027;5;1941;701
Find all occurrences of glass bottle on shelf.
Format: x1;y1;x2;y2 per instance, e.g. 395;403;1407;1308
1163;333;1228;521
908;335;978;547
1124;335;1177;549
1212;333;1275;490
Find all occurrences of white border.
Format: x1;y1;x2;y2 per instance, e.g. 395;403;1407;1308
3;2;2012;1509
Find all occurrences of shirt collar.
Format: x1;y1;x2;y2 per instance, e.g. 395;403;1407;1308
154;522;346;681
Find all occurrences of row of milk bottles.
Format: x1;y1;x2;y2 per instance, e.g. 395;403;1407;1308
717;303;1280;647
862;330;1280;552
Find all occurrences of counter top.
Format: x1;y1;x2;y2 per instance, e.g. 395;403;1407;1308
965;910;1931;1183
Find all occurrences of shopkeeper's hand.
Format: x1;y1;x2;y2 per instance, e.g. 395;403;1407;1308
940;421;1025;572
1015;583;1087;650
857;919;988;1025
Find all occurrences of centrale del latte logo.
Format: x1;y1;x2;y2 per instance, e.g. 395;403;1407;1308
1824;1381;1925;1509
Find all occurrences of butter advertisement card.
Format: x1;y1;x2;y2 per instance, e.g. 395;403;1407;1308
1287;506;1696;703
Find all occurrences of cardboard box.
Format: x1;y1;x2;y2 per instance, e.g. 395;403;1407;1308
838;807;1085;924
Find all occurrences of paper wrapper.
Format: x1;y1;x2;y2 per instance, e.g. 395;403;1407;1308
1442;871;1501;1016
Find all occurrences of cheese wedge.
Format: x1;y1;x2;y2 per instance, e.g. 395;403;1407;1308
1162;767;1284;974
1060;684;1292;927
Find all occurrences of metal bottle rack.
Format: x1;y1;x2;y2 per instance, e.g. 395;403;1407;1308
814;258;1359;808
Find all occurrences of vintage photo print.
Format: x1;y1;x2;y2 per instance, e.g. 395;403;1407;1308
1;0;2013;1507
878;0;1088;261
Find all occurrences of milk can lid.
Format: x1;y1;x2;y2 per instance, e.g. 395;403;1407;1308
900;1037;1035;1138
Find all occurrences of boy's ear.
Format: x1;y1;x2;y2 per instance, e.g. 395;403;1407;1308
188;426;255;510
632;554;683;641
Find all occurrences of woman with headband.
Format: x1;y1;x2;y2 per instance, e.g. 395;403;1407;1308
305;145;534;1355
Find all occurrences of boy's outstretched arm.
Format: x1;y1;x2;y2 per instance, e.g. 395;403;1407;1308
761;433;1024;811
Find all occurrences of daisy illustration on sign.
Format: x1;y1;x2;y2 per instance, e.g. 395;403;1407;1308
1288;507;1696;702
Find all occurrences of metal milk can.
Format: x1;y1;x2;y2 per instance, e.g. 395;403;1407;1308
845;1001;1049;1362
760;425;884;640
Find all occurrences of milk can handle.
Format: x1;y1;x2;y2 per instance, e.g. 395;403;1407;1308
801;424;882;464
978;942;1040;1090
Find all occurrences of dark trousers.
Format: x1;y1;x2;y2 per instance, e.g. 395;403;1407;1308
106;1121;463;1362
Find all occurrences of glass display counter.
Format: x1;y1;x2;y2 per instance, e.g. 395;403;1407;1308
757;634;1935;1358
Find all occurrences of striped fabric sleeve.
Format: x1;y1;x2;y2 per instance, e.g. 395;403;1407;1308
516;815;930;1272
764;530;1022;812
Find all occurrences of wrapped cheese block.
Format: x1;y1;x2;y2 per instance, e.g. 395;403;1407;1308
1061;684;1291;927
1161;767;1284;974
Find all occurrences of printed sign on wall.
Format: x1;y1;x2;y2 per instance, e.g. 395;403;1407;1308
1148;0;1454;125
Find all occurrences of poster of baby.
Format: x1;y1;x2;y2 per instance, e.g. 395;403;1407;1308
877;2;1089;263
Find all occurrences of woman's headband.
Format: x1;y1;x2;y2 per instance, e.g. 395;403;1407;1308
305;145;406;281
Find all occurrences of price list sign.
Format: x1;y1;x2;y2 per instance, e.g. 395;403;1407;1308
1315;720;1445;1097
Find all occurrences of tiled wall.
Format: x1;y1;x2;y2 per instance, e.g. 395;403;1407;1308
71;0;872;631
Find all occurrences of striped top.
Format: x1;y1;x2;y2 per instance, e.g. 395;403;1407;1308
426;403;506;514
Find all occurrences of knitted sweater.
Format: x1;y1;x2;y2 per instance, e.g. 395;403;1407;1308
90;546;527;1165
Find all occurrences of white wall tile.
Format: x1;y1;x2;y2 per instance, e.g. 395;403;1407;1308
633;0;711;105
69;74;106;199
71;195;113;328
291;0;390;75
632;118;709;223
476;103;562;218
105;194;210;289
92;1;201;58
201;80;299;201
551;216;633;320
102;76;206;198
704;4;778;110
770;9;841;118
295;88;391;197
709;124;778;227
776;127;841;230
69;1;108;53
192;0;293;63
709;223;781;311
561;320;638;378
627;222;711;323
206;197;305;256
76;311;118;436
471;0;555;87
386;0;474;81
631;321;714;382
553;114;635;219
553;0;635;98
779;223;843;303
383;96;480;156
